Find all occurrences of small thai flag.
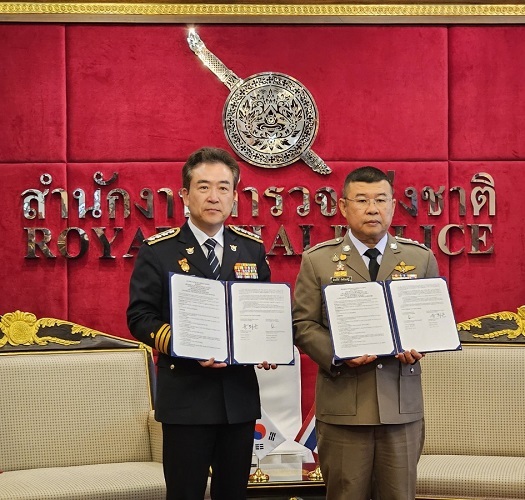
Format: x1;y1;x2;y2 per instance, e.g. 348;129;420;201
294;404;318;459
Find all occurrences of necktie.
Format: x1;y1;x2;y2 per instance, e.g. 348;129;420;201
364;248;381;281
204;238;221;280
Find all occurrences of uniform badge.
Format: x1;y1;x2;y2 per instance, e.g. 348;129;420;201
391;261;417;280
331;276;352;283
186;247;194;255
343;245;351;252
336;261;345;272
339;254;347;261
234;262;258;279
331;254;339;262
178;258;190;273
230;245;237;251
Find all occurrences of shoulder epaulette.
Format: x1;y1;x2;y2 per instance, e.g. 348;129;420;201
144;227;181;245
228;225;263;243
394;235;429;250
306;237;344;254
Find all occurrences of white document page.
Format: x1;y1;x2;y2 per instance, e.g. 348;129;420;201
324;282;396;359
229;282;294;365
388;278;460;352
170;274;228;362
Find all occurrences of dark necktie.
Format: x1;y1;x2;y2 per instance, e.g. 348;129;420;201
204;238;221;280
364;248;381;281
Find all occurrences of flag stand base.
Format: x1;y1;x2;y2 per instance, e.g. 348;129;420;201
249;467;270;483
307;464;323;481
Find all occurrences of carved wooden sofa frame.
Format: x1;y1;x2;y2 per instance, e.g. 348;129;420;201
0;310;165;500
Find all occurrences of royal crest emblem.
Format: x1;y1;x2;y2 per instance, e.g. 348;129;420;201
187;30;331;175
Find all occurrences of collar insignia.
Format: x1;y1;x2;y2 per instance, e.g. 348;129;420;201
186;247;194;255
178;258;190;272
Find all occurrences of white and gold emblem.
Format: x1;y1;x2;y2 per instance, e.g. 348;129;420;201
188;30;330;175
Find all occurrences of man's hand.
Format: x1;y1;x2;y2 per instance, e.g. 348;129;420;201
198;357;228;369
396;349;425;365
344;354;377;368
257;361;277;370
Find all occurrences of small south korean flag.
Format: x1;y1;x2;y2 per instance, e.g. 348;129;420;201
252;407;286;460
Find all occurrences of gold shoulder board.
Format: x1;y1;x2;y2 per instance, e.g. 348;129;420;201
228;225;263;243
145;227;181;245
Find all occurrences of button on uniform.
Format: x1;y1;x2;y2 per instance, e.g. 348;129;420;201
377;363;383;370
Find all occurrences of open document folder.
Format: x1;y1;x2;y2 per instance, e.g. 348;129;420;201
169;274;294;365
323;277;461;360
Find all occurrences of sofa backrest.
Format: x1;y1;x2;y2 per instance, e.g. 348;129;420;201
421;344;525;457
0;348;154;472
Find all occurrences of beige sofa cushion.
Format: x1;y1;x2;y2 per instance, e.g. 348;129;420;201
0;350;153;472
417;345;525;499
417;455;525;499
0;462;165;500
421;346;525;457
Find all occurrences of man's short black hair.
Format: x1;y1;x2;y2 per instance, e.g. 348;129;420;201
182;147;240;191
342;166;393;197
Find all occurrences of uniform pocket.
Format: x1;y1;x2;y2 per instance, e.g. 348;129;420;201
318;370;358;416
399;362;423;414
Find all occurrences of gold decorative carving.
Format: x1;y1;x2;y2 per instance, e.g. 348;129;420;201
307;463;323;481
457;305;525;340
248;467;270;483
1;3;525;20
0;310;99;348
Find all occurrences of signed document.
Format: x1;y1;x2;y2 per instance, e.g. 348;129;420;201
169;274;294;365
323;277;461;360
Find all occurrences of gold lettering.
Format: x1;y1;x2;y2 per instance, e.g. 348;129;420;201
267;225;296;256
468;224;494;254
24;228;55;259
438;224;464;256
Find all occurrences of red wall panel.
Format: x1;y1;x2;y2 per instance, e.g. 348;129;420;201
66;25;448;162
449;161;524;320
450;27;525;160
0;163;68;318
1;24;524;417
0;25;66;162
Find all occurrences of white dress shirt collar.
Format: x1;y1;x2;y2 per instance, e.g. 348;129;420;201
348;231;388;264
187;219;225;262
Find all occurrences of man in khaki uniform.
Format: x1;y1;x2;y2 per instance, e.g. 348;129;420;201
293;166;439;500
